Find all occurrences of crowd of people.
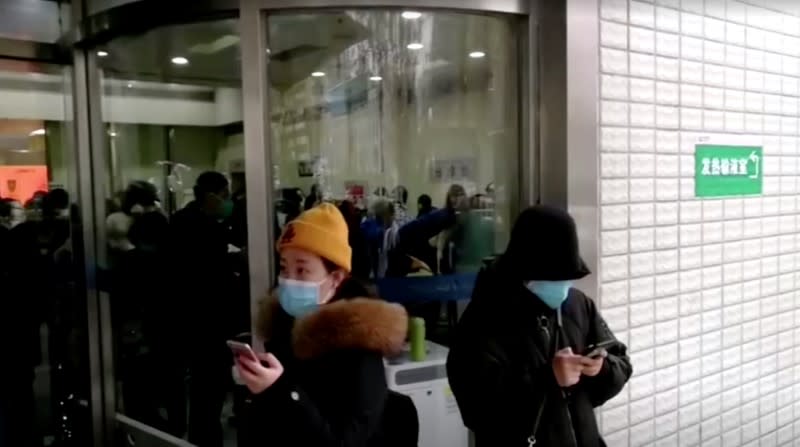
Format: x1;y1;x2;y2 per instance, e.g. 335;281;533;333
1;170;633;447
0;189;87;447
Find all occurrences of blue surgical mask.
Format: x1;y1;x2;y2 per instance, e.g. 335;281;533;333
526;280;573;309
278;277;323;318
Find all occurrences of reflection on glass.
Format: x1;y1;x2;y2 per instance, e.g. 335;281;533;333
96;19;247;447
268;10;518;339
0;0;70;42
0;61;90;446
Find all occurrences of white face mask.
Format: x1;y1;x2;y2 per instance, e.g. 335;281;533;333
277;212;288;227
8;207;24;227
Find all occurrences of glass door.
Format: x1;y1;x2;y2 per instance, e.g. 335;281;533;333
240;2;529;447
265;8;519;335
0;59;94;447
86;18;249;447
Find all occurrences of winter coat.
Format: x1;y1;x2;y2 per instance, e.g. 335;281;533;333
447;264;632;447
168;201;236;347
244;283;419;447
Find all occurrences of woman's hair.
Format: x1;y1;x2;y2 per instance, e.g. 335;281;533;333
122;181;159;214
322;257;374;301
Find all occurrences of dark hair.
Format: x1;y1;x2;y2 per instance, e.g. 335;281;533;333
321;258;374;301
122;181;158;214
282;188;303;204
417;194;432;209
194;171;229;199
42;189;69;216
0;199;12;218
393;186;408;204
445;184;466;210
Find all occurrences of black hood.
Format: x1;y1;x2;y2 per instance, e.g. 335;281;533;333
498;205;590;281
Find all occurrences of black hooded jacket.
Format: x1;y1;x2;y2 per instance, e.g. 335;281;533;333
446;206;632;446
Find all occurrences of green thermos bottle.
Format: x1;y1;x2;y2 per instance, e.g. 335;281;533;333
409;317;426;361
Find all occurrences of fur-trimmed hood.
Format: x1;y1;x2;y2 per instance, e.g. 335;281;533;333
257;294;408;360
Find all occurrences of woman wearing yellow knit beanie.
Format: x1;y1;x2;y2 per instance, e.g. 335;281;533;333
236;203;418;447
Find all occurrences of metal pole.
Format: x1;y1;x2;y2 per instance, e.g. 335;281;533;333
241;0;276;348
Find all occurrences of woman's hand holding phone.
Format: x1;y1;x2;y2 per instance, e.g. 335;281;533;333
235;352;284;395
580;351;606;377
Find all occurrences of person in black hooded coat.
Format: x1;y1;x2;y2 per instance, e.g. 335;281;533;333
447;205;632;447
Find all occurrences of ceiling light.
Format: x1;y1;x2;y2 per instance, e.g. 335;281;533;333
311;71;325;77
108;131;118;137
402;11;422;19
407;43;424;50
171;56;189;65
97;50;109;57
29;129;45;136
469;51;486;58
369;76;383;81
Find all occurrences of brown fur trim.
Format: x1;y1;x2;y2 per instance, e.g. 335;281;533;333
293;298;408;360
256;294;409;360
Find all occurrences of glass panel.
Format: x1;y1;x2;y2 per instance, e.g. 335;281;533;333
87;0;147;15
0;60;93;446
0;0;70;43
94;19;247;447
268;10;518;340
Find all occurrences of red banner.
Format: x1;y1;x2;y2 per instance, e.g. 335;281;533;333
0;165;49;203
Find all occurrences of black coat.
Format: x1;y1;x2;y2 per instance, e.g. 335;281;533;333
447;265;632;447
168;202;235;346
244;285;418;447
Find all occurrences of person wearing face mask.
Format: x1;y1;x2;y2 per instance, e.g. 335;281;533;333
446;205;632;447
238;203;419;447
0;198;25;229
169;171;237;446
107;181;161;256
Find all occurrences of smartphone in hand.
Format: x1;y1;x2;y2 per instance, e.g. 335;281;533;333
227;340;258;362
582;340;616;359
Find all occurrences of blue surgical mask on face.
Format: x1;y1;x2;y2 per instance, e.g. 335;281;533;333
278;277;323;318
525;280;573;309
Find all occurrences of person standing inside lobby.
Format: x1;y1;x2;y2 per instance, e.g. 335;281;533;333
169;171;237;447
447;205;632;446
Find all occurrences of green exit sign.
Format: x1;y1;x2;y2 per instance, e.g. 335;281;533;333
695;144;763;198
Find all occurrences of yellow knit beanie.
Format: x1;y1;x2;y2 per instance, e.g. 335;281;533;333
277;203;352;272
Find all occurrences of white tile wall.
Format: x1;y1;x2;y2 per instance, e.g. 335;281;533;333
598;1;800;446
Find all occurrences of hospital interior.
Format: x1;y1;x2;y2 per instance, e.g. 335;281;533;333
2;0;800;446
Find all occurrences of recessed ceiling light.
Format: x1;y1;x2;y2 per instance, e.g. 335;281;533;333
311;71;325;77
407;43;424;50
171;56;189;65
127;82;134;88
469;51;486;58
402;11;422;19
29;129;45;136
97;50;109;57
369;76;383;81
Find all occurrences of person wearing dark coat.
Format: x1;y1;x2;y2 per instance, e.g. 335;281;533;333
447;205;632;447
237;203;418;447
169;171;236;446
